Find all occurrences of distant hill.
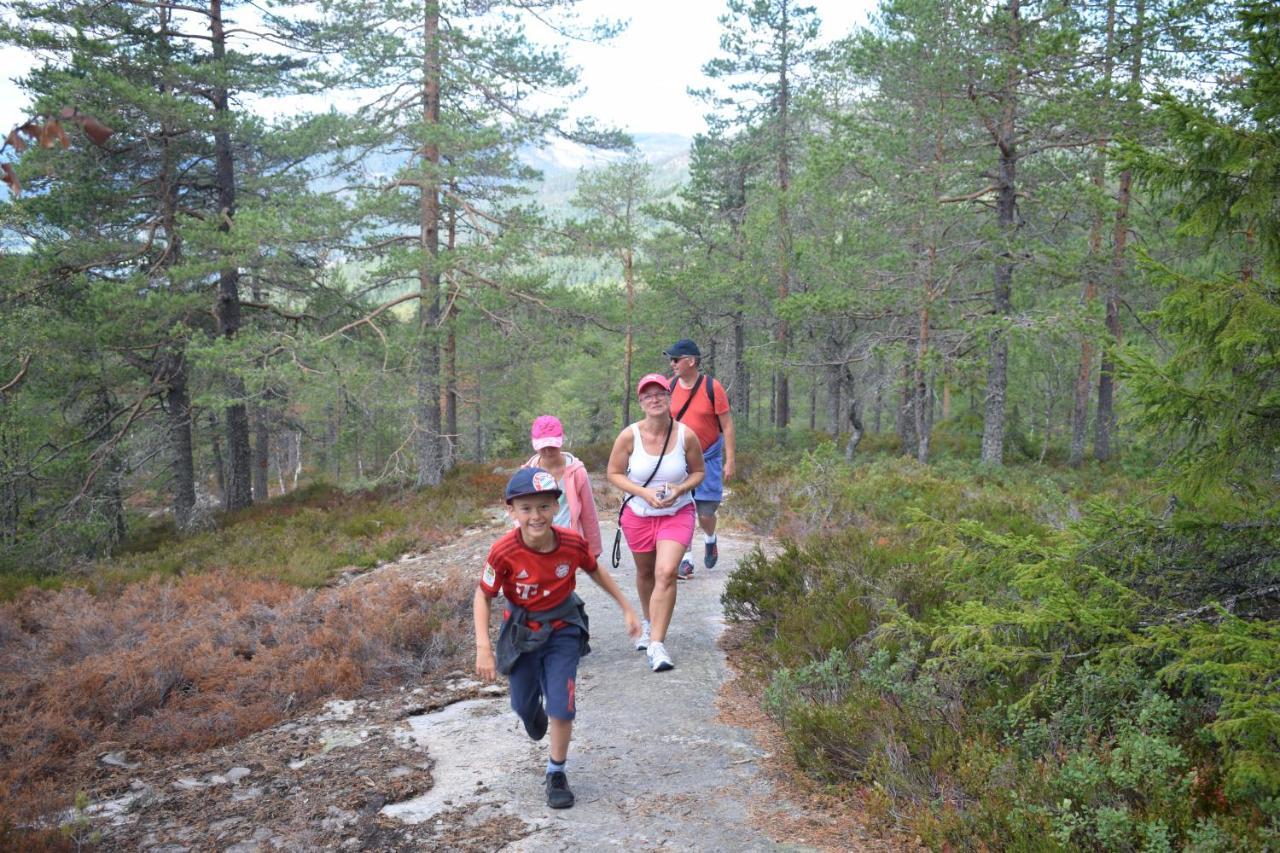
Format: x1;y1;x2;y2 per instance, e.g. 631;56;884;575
331;132;691;216
529;132;691;215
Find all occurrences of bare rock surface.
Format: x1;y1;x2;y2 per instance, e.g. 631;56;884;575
78;482;894;851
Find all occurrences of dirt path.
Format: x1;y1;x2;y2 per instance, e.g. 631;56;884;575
386;526;787;850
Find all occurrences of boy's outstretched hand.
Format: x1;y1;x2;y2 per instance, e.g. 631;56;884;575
622;607;641;639
476;648;497;682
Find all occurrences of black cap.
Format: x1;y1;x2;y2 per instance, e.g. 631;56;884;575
664;338;700;358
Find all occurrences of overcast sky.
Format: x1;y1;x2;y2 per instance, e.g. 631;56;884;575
2;0;876;138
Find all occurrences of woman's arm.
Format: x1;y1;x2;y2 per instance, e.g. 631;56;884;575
673;429;706;497
574;468;603;556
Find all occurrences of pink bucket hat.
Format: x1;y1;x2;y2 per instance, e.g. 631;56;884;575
636;372;670;398
530;415;564;450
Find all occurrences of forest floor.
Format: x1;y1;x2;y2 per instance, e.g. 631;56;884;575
71;478;915;851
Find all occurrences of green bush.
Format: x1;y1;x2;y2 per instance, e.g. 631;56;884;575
722;444;1280;849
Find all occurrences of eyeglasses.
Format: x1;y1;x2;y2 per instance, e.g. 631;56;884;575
639;391;668;402
668;356;685;363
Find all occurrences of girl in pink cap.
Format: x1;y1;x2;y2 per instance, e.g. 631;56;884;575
605;373;705;672
522;415;603;557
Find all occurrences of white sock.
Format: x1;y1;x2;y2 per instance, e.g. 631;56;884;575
682;550;693;563
705;533;716;544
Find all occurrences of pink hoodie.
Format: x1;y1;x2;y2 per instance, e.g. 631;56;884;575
523;452;603;556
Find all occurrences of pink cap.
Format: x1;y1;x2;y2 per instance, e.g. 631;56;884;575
530;415;564;450
636;372;670;398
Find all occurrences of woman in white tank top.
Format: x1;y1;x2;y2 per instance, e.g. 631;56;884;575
606;373;705;673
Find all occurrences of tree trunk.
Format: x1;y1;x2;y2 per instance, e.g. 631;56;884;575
209;411;226;505
773;0;792;430
980;0;1020;466
844;401;864;461
415;1;445;487
163;351;197;529
1071;0;1115;468
210;0;252;510
827;358;843;437
897;357;917;455
253;405;270;501
915;238;936;464
1096;0;1142;463
444;202;458;470
623;247;635;426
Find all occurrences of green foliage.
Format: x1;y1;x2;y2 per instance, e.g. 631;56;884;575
1;466;499;600
723;443;1280;849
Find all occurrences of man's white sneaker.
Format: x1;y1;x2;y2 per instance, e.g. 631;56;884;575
647;641;674;672
635;620;651;652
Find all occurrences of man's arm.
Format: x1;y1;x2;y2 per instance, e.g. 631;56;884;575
720;409;736;481
473;586;497;681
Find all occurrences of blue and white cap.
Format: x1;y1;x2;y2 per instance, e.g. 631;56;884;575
504;467;562;503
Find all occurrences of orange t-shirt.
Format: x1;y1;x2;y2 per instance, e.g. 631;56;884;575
669;375;729;451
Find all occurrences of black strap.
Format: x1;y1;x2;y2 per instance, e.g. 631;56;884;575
670;374;704;422
612;417;675;568
669;373;722;434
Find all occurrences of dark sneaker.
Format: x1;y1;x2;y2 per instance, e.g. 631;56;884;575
677;559;695;580
524;705;548;741
705;540;719;569
545;770;575;809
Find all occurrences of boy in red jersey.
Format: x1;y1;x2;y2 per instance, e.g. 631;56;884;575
473;467;640;809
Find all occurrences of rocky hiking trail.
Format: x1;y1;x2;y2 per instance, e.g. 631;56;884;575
75;484;901;851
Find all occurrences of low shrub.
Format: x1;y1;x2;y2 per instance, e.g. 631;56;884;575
0;570;473;824
723;444;1280;849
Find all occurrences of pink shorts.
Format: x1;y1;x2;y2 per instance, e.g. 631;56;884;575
620;503;696;553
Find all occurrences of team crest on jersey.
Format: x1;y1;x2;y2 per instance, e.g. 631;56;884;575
532;471;557;492
516;569;529;579
555;563;570;578
482;562;496;586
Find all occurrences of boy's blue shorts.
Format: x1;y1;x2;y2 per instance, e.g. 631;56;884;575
509;625;581;725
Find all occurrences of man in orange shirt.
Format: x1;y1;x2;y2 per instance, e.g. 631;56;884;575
664;338;736;578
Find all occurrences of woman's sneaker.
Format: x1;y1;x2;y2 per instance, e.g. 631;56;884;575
647;641;674;672
677;558;695;580
634;620;651;652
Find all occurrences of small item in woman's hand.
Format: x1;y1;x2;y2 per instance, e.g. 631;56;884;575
656;483;670;500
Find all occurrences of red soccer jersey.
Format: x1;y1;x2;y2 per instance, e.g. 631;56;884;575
670;375;730;451
479;527;598;629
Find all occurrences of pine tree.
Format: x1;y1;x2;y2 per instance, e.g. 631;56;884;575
1120;2;1280;494
697;0;822;430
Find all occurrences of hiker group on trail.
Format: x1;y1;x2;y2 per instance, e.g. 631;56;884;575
472;337;736;809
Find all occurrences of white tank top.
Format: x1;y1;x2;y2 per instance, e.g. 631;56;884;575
625;422;694;517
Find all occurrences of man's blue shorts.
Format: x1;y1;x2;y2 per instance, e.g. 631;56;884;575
508;625;581;725
693;434;725;506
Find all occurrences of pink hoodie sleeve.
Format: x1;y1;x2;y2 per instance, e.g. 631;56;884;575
570;465;603;557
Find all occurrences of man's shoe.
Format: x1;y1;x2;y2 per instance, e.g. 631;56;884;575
648;641;674;672
705;540;719;569
677;559;695;580
635;619;651;652
524;705;548;741
545;770;575;809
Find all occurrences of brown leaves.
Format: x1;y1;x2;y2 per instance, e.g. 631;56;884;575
0;163;18;196
58;106;114;147
1;106;115;196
